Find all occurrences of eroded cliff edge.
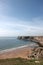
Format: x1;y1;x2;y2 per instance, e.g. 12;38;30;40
18;36;43;59
18;36;43;47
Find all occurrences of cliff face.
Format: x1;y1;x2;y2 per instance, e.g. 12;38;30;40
18;36;43;59
18;36;30;40
33;36;43;47
28;47;43;59
18;36;43;47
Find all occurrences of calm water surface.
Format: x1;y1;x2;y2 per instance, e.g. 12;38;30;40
0;37;38;50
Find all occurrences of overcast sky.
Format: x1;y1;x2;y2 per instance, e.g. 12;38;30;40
0;0;43;36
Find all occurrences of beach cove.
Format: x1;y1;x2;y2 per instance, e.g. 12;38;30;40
0;37;38;59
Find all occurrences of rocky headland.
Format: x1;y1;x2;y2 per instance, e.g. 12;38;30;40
18;36;43;47
18;36;43;59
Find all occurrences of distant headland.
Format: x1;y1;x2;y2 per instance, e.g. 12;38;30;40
18;36;43;47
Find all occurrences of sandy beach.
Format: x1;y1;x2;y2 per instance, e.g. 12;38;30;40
0;46;32;59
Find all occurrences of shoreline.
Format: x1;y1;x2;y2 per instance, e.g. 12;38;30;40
0;44;29;54
0;43;38;54
0;45;33;59
0;43;38;59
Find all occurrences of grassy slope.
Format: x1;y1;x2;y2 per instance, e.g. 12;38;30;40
0;58;43;65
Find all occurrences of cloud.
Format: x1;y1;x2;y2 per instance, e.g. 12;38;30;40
0;0;43;36
0;0;9;15
32;17;43;27
0;15;43;36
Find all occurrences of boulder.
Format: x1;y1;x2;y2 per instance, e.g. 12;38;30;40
29;47;43;59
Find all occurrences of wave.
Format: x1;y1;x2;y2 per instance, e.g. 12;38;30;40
0;43;38;54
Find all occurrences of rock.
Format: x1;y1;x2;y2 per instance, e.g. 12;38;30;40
18;36;43;47
18;36;43;59
29;47;43;59
35;61;40;63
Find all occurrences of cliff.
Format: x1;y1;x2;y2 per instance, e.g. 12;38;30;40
18;36;43;59
18;36;43;47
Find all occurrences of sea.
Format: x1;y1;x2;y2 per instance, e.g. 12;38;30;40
0;37;38;52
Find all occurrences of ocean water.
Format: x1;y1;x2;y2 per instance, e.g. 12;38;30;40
0;37;38;51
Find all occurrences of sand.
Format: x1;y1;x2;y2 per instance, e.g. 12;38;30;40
0;47;33;59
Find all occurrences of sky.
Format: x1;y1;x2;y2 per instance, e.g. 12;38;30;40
0;0;43;36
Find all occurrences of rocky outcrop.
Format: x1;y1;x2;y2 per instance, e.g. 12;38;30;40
33;36;43;47
18;36;43;59
28;47;43;59
18;36;30;40
18;36;43;47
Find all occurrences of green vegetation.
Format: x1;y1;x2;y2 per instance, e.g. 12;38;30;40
0;58;43;65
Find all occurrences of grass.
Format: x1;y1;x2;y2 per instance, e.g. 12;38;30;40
0;58;43;65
